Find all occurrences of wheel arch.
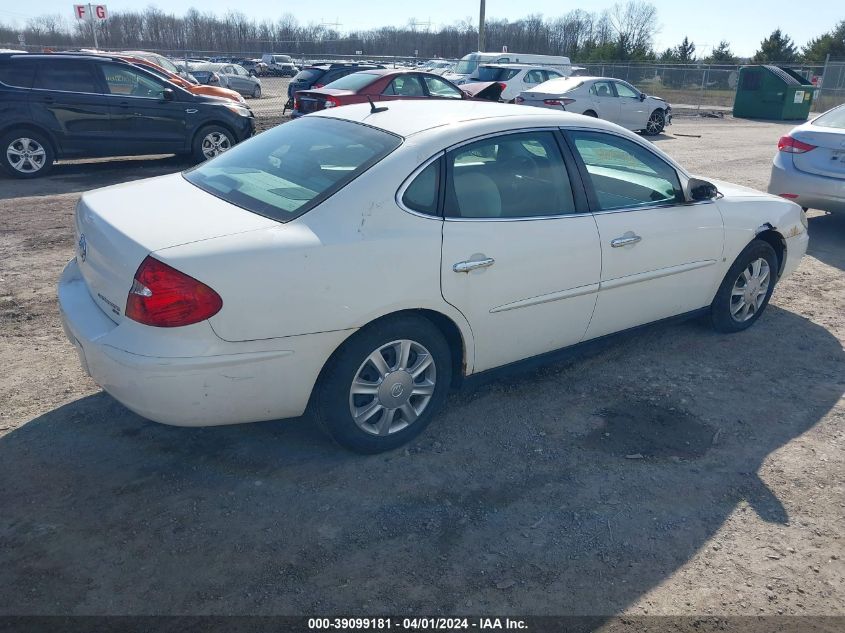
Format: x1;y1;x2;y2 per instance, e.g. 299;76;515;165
0;123;60;157
754;224;787;277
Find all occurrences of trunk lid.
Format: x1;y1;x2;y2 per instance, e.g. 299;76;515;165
74;173;276;323
295;89;352;114
790;127;845;179
461;81;504;102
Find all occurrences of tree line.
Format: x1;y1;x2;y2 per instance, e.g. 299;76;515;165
1;3;843;64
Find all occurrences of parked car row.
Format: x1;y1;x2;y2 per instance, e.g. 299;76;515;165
187;62;263;98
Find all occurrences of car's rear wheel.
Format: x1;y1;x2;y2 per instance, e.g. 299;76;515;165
583;110;598;117
710;239;778;333
192;125;235;162
644;109;666;135
314;315;452;453
251;85;261;99
1;131;54;178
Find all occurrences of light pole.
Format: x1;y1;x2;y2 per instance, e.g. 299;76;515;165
478;0;485;52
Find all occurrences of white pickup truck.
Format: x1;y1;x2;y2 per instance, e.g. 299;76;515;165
260;54;299;77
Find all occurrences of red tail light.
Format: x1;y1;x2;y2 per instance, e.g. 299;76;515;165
497;82;507;91
126;256;222;328
777;135;816;154
293;96;300;110
322;95;341;109
544;98;576;107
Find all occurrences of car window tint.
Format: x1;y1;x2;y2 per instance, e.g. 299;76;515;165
98;64;166;97
402;158;441;215
569;131;682;210
0;59;37;88
445;132;577;219
524;70;545;83
323;72;379;91
544;70;563;81
386;75;425;97
615;82;639;98
184;117;401;223
422;76;461;99
34;61;99;93
590;81;614;97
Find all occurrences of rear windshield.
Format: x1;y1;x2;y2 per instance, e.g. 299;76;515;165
475;66;520;81
537;77;583;93
293;68;322;82
812;105;845;129
323;72;379;91
184;117;401;223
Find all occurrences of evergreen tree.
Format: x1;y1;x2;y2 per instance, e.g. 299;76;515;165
676;36;696;63
752;28;798;63
706;40;738;64
802;21;845;62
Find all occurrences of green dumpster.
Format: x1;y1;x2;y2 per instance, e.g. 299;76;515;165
733;65;814;120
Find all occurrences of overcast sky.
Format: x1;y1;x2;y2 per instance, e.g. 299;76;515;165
0;1;840;57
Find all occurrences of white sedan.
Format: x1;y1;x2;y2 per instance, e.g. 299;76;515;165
516;76;671;135
59;101;808;453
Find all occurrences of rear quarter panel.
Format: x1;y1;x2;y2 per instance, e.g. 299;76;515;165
153;141;475;365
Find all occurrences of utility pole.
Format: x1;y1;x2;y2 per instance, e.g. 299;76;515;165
478;0;485;52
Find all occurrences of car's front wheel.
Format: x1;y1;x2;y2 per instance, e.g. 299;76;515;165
644;109;666;135
710;239;778;333
314;315;452;453
251;85;261;99
192;125;235;162
1;130;54;178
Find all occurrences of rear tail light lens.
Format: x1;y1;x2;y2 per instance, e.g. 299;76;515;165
323;96;341;109
293;96;300;110
126;256;222;328
544;98;576;107
777;135;816;153
497;82;507;91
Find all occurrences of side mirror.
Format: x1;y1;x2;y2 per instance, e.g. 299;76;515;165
639;92;646;101
688;177;719;201
161;88;174;101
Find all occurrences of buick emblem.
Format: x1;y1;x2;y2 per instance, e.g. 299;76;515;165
78;234;87;263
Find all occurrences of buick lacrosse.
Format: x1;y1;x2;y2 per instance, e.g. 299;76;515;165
59;101;808;453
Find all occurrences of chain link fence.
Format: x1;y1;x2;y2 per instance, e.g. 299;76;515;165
817;60;845;112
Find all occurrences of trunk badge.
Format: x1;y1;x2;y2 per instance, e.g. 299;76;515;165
78;234;87;263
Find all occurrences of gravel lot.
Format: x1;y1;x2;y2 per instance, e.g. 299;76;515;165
0;116;843;618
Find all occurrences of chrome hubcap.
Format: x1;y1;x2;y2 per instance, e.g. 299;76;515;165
201;132;231;159
7;137;47;173
730;257;771;322
349;339;436;436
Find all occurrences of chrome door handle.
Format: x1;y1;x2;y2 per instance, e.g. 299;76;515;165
610;234;642;248
453;257;495;273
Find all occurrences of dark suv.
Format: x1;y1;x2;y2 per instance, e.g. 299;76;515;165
0;53;256;178
286;63;385;108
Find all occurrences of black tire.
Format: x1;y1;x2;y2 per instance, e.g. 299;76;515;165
251;85;261;99
191;125;236;163
644;109;666;136
710;239;778;333
1;130;55;179
314;315;452;454
583;110;598;118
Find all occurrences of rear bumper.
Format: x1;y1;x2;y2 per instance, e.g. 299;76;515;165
58;258;351;427
768;154;845;213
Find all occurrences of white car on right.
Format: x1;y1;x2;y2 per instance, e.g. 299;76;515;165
516;76;672;136
767;104;845;213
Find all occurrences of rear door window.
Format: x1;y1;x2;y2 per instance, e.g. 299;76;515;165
402;158;442;215
590;81;615;97
524;70;546;83
34;60;100;93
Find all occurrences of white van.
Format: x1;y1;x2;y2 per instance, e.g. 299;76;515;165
443;52;572;84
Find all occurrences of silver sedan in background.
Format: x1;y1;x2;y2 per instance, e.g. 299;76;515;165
516;76;671;136
189;62;263;99
768;104;845;213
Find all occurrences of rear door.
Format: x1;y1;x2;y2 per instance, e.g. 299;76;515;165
564;129;724;340
30;58;111;156
95;62;188;154
439;130;601;372
587;80;620;121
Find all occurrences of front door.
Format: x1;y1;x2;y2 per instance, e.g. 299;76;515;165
613;81;650;130
439;130;602;373
96;62;188;154
563;129;725;340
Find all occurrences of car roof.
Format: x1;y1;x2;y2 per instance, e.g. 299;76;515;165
311;99;602;138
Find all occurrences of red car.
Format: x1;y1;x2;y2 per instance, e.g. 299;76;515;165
291;69;503;117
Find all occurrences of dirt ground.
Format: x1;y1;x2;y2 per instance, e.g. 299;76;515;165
0;116;843;618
